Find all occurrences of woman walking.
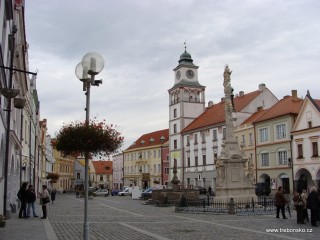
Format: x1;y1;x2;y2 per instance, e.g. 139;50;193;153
40;185;50;219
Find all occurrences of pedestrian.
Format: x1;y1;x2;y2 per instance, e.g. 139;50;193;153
275;186;288;219
293;189;305;224
18;182;29;219
307;186;320;227
26;185;38;217
39;185;50;219
208;186;212;196
302;189;309;223
51;189;56;204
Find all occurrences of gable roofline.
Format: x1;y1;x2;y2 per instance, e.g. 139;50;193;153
253;91;303;124
125;129;169;151
181;88;265;133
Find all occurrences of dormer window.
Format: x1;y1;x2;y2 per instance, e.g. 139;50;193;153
160;136;165;141
141;140;145;144
149;138;155;143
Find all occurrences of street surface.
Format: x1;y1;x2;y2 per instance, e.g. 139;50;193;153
1;194;319;240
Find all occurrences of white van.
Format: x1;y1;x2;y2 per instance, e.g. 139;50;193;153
118;187;132;196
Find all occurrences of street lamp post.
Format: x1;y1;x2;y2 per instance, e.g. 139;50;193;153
75;52;104;240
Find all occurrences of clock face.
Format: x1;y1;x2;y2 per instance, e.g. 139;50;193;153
176;71;181;79
186;70;194;78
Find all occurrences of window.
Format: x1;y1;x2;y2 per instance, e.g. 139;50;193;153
77;173;80;179
249;133;253;145
312;142;319;157
174;108;177;118
154;164;156;173
308;121;312;128
297;144;303;158
278;150;288;165
261;152;269;166
213;129;217;141
195;156;198;166
259;128;268;142
276;124;286;139
186;136;190;146
194;134;198;144
203;155;206;165
187;156;190;167
201;132;205;143
174;140;177;149
241;135;245;145
222;128;226;140
100;175;103;181
158;164;161;173
173;124;177;133
164;168;169;175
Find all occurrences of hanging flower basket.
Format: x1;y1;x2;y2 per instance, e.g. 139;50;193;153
14;98;26;109
54;118;123;157
0;88;20;99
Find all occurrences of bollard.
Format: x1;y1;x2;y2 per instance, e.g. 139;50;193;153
228;198;235;214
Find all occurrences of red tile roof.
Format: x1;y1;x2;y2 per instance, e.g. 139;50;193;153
182;90;262;133
91;161;112;174
254;96;303;123
241;108;269;125
126;129;169;151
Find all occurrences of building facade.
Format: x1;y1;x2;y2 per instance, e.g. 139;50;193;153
112;153;123;190
291;92;320;191
123;129;169;189
254;90;303;194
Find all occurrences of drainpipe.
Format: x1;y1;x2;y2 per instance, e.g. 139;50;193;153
3;25;17;217
290;135;294;193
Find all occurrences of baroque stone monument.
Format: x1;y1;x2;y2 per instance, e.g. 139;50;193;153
215;65;256;202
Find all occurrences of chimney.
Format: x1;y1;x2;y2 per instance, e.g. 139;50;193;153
292;90;298;100
221;97;225;102
239;91;244;96
259;83;266;91
208;101;213;107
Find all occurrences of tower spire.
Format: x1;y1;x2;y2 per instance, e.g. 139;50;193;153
184;41;187;52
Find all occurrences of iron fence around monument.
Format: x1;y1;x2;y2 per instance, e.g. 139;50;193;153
175;195;278;216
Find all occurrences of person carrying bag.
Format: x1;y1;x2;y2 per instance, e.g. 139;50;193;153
39;185;50;219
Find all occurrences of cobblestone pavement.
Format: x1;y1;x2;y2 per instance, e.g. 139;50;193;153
1;194;319;240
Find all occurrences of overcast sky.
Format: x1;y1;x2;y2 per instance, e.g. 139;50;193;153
25;0;320;151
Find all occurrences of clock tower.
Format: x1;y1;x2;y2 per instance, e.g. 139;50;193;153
168;47;206;184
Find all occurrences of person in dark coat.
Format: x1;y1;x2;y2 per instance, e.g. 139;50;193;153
51;189;56;204
18;182;29;219
275;186;288;219
293;189;305;224
307;186;320;227
26;184;38;217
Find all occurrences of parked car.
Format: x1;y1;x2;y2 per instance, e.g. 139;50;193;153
118;188;132;196
140;188;153;200
111;189;120;196
92;189;109;197
255;182;271;196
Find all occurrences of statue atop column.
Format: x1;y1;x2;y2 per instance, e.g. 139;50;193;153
215;65;256;201
223;65;232;88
